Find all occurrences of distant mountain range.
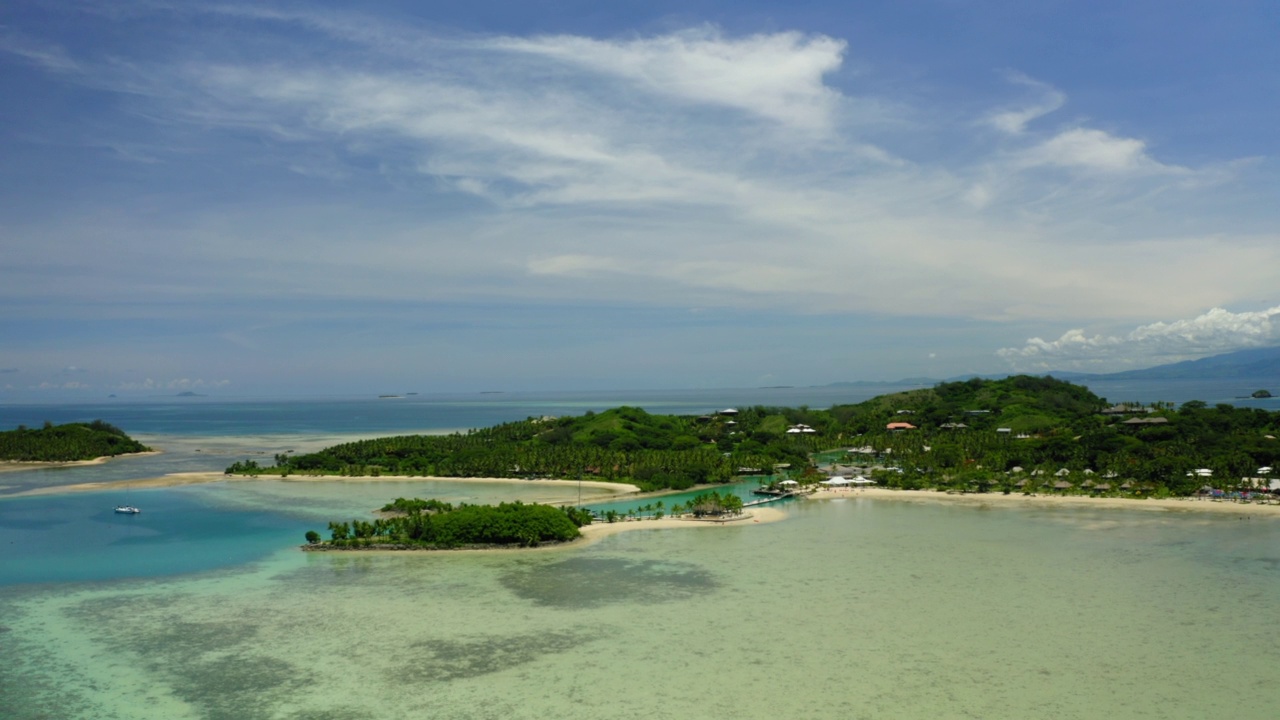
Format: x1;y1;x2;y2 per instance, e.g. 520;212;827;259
825;346;1280;387
1047;346;1280;381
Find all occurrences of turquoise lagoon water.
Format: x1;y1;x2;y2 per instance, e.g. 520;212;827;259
582;478;776;516
3;497;1278;719
2;387;1280;718
0;479;628;588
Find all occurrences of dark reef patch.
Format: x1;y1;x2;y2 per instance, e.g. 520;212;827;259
63;592;315;720
163;654;312;720
398;629;594;683
499;555;717;608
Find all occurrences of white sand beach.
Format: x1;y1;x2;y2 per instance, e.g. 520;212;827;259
809;486;1280;516
577;505;787;540
0;450;161;474
11;471;641;498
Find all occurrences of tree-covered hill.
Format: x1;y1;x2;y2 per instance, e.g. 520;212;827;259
829;377;1280;495
827;374;1105;435
227;376;1280;496
0;420;152;462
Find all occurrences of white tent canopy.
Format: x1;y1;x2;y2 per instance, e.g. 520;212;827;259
849;476;877;485
778;479;799;486
821;476;851;486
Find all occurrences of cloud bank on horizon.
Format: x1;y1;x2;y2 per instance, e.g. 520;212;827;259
0;1;1277;394
998;306;1280;372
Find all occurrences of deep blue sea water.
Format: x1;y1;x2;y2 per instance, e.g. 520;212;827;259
3;378;1273;437
1;378;1276;588
0;386;909;436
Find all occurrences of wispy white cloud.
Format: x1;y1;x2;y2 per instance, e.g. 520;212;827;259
116;378;231;391
998;306;1280;372
0;28;80;73
982;73;1189;177
1018;127;1185;174
34;381;91;390
491;27;846;133
987;72;1065;134
527;254;626;277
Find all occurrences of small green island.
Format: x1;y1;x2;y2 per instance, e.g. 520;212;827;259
306;490;748;550
0;420;152;462
1253;389;1272;398
305;499;594;550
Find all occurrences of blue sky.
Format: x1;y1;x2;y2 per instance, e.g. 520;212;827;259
2;1;1278;398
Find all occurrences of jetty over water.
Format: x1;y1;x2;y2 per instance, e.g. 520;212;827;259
586;486;800;523
749;487;809;502
743;493;798;508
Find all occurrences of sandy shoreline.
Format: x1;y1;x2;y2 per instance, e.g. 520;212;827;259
578;505;787;540
0;450;161;474
809;487;1280;516
10;471;641;498
14;469;1277;519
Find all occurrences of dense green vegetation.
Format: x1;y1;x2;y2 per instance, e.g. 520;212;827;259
686;490;745;517
307;499;591;549
228;405;814;491
0;420;151;462
233;376;1280;496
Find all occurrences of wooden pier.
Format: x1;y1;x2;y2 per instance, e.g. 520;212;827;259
743;490;806;507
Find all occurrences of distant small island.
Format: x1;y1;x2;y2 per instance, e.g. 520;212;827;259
175;391;205;397
0;420;152;462
1253;389;1272;398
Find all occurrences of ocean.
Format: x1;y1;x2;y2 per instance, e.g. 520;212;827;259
1;380;1278;718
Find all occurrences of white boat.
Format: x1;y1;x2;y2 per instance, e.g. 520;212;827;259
114;505;141;514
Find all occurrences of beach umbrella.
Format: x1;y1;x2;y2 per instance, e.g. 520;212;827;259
779;479;799;486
